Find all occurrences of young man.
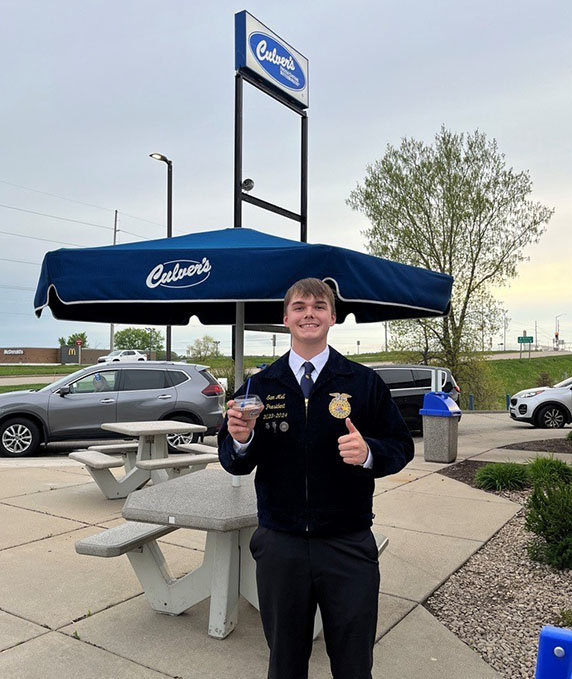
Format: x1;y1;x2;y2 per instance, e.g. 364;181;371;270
218;278;414;679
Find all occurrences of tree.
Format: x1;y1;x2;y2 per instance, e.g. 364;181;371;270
347;127;553;376
114;328;164;351
187;335;218;360
58;332;89;348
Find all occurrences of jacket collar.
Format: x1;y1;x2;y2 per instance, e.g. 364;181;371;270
263;346;353;392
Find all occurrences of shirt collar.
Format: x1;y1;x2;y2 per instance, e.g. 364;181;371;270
289;345;330;378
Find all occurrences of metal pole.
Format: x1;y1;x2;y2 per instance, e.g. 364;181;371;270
234;74;243;229
109;209;118;352
384;322;388;351
300;114;308;242
165;161;173;361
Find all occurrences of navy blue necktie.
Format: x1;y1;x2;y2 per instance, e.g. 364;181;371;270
301;361;315;399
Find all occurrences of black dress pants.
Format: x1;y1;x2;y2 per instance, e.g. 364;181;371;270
250;527;380;679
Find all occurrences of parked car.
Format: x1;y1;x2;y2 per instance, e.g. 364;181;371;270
0;362;225;457
509;376;572;428
374;364;460;432
97;349;147;363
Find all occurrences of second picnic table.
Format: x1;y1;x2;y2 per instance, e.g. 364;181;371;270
70;420;209;499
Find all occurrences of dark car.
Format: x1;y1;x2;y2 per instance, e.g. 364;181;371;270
374;364;460;432
0;362;225;457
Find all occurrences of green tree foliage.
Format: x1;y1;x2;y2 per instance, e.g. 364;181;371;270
188;335;218;361
348;127;553;377
114;328;164;351
58;332;89;348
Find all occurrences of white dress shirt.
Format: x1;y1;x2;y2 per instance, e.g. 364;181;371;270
233;347;372;469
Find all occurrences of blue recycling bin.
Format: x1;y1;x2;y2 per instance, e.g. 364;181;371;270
536;626;572;678
420;392;462;463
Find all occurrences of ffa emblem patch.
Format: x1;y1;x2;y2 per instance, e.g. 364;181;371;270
328;393;352;419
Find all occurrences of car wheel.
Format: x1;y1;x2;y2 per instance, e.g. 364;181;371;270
113;359;120;362
137;358;145;361
166;415;202;453
0;418;41;457
536;405;566;429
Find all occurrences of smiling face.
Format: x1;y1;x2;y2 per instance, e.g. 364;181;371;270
283;294;336;356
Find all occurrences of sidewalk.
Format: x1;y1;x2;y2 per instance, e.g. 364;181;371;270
0;414;567;678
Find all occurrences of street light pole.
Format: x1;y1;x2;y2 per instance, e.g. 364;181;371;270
150;153;173;360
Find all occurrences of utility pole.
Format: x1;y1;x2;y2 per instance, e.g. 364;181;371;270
109;210;118;352
535;321;538;351
272;334;276;358
384;322;388;351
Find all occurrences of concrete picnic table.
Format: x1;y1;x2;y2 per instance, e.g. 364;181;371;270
121;468;259;639
70;420;207;499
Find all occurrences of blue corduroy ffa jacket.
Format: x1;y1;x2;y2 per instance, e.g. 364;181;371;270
218;347;414;536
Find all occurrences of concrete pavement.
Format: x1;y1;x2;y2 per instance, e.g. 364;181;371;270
0;414;569;678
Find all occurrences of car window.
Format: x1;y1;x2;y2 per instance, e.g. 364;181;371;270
412;369;432;388
168;370;189;386
554;377;572;389
69;371;119;393
376;369;414;389
121;369;169;391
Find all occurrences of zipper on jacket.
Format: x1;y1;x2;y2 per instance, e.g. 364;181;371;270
304;396;309;532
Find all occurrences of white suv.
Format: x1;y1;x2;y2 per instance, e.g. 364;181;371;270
97;350;147;363
509;377;572;428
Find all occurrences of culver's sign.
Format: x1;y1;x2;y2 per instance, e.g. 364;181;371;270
146;258;211;289
235;11;309;109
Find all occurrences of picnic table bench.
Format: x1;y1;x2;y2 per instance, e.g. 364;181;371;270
75;469;389;640
69;420;208;499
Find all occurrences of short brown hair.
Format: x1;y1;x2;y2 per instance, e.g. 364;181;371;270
283;278;336;314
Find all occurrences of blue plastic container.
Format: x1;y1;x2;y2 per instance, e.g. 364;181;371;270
419;392;462;418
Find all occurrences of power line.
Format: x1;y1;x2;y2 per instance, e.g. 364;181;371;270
0;178;166;228
0;230;82;246
0;203;114;230
0;202;156;241
0;257;40;266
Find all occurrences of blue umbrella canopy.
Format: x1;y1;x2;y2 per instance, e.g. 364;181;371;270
34;227;452;325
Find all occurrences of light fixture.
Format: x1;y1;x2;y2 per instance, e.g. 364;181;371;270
241;178;255;192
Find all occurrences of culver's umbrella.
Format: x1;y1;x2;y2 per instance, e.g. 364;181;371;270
34;227;452;328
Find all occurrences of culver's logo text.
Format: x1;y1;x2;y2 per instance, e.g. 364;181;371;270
146;258;211;289
248;32;306;91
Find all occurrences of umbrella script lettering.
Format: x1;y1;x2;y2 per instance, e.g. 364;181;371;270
146;258;212;289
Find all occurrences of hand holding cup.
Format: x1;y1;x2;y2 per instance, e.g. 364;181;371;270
227;394;263;443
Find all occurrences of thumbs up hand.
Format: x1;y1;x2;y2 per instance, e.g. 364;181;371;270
338;418;368;465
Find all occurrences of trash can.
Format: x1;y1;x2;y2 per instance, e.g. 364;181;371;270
420;391;462;463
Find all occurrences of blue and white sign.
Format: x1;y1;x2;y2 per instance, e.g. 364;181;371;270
235;11;309;109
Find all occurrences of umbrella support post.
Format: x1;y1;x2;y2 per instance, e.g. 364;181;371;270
232;301;245;488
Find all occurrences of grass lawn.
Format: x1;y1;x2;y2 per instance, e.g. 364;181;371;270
0;383;50;393
487;355;572;407
0;365;90;376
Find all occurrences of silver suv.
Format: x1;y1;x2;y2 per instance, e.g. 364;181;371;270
0;362;225;457
509;377;572;428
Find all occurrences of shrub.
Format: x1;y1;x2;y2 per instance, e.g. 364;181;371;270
567;430;572;441
527;455;572;486
457;359;503;410
474;462;530;491
211;362;236;396
525;480;572;570
555;609;572;629
535;371;554;387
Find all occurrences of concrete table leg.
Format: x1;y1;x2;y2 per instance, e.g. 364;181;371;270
86;466;151;499
207;531;240;639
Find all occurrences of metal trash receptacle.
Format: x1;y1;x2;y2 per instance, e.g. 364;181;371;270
420;391;462;463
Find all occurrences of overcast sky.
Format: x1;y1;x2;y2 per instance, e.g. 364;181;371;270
2;0;570;357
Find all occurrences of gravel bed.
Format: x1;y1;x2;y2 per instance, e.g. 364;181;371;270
425;489;571;679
